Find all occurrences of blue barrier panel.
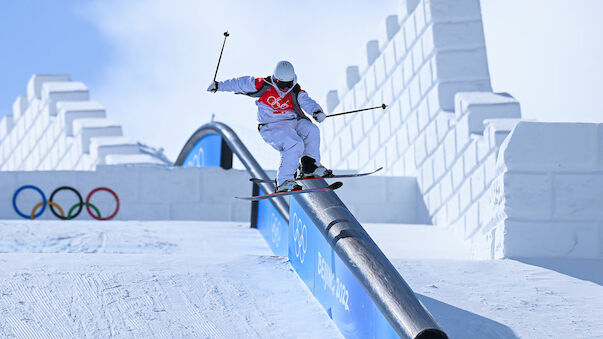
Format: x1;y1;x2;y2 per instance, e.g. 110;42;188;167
256;188;288;256
182;134;222;167
289;197;398;339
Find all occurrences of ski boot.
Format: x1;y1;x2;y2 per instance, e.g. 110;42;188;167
275;179;302;193
297;156;333;179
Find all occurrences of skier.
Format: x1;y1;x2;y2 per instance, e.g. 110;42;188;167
207;60;332;192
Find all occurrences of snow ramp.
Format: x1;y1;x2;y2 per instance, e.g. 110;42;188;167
175;121;448;339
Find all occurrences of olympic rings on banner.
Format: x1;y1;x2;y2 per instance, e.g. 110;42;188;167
13;185;46;219
12;185;120;220
50;186;83;219
31;201;65;220
86;187;119;220
68;202;101;220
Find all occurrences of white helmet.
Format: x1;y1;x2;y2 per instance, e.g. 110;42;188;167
273;60;295;81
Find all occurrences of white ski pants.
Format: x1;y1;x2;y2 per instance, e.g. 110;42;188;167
259;119;321;185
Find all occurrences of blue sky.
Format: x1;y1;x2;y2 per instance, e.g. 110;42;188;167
0;1;109;116
1;1;602;161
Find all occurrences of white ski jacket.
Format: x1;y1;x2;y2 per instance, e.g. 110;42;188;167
217;76;323;124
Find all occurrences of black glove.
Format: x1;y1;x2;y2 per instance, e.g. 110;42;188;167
207;81;218;93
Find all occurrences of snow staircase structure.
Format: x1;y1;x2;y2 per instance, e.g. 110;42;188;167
175;121;448;339
0;74;170;171
321;0;603;260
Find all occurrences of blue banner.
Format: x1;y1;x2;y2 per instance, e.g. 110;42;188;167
256;188;288;256
182;134;222;167
289;197;398;338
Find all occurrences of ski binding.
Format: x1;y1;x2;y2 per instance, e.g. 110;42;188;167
235;182;343;201
249;167;383;184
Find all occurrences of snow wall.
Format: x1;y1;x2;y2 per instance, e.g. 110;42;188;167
1;164;426;223
0;76;428;224
2;166;251;221
0;74;170;171
321;0;603;259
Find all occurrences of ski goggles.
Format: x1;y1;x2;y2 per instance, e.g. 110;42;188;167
275;79;294;90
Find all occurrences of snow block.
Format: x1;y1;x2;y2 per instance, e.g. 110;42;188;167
27;74;70;101
41;81;89;116
499;122;599;172
12;95;28;120
73;118;123;154
326;90;339;113
414;1;427;34
455;92;521;134
428;0;482;23
89;136;140;165
57;101;106;136
434;49;490;82
137;166;203;204
503;220;600;258
382;15;400;42
428;21;487;52
346;66;360;90
366;40;380;66
403;15;417;47
503;173;553;220
399;0;420;18
433;80;492;112
599;124;603;169
554;174;603;220
198;168;249;203
483;118;520;151
393;26;408;62
0;115;14;141
105;154;166;166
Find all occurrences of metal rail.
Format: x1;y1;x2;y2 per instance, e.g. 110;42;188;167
175;121;447;339
297;179;447;339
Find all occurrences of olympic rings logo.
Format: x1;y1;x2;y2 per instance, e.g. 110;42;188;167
266;96;291;110
185;147;205;167
292;212;307;264
12;185;120;220
270;212;281;248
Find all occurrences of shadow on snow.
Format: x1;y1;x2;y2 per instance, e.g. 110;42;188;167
513;257;603;286
417;294;518;339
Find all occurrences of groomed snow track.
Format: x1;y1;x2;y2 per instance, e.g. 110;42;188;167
175;121;448;339
0;220;343;338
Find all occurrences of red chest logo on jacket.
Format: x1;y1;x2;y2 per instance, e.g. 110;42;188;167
258;87;293;114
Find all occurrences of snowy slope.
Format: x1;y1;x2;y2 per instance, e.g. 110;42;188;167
1;220;601;338
0;221;341;338
364;223;603;339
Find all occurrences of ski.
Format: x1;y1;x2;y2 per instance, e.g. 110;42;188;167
235;182;343;201
249;167;383;184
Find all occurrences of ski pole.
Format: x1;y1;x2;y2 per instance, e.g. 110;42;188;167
325;104;387;118
213;31;230;83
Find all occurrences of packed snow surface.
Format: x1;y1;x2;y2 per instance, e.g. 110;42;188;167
0;220;341;338
0;220;601;338
364;223;603;339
